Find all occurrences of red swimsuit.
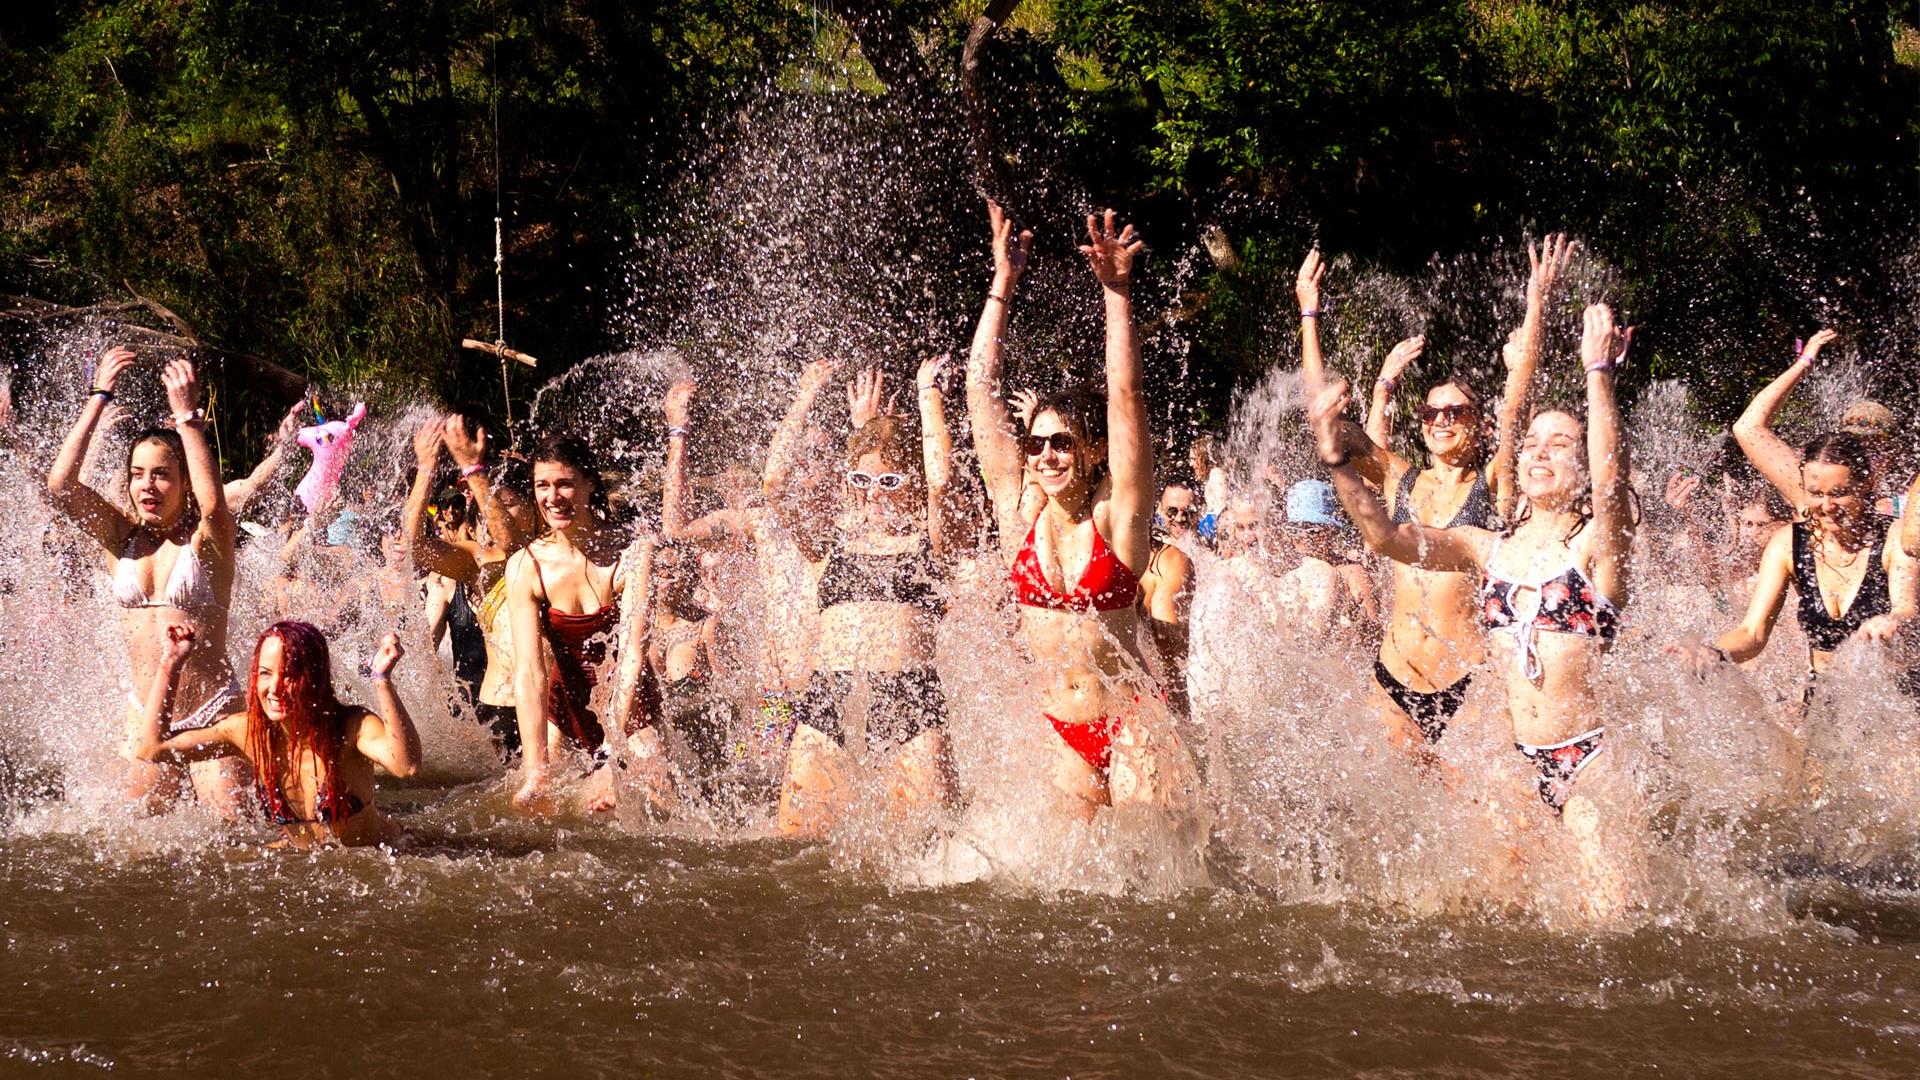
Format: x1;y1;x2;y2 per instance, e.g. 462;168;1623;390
534;560;618;754
1010;521;1142;773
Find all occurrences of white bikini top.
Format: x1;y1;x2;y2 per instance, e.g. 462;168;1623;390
111;538;214;610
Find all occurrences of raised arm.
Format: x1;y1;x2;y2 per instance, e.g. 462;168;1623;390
46;346;136;552
1296;249;1329;394
126;623;244;764
161;359;233;551
916;355;977;561
1733;328;1836;513
1308;380;1486;572
1364;335;1424;449
401;415;481;581
1579;303;1635;606
1492;234;1574;518
352;633;421;778
1081;210;1154;570
965;199;1035;541
659;382;754;546
225;398;305;517
760;359;839;560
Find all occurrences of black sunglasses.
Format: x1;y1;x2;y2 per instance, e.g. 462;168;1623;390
1418;404;1476;425
1022;432;1078;457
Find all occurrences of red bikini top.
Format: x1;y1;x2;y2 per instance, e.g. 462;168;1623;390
1010;520;1141;613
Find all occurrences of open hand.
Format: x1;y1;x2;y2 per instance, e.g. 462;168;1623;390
1296;249;1325;312
1663;640;1723;680
1080;209;1143;291
1308;380;1354;466
1856;614;1904;646
160;358;202;419
1527;233;1576;300
846;366;894;427
93;346;137;393
1010;387;1040;429
1797;327;1839;366
411;413;446;468
1380;336;1425;385
443;413;487;468
796;358;840;397
988;199;1034;286
1664;471;1701;512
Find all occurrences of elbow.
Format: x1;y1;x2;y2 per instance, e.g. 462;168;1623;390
389;757;420;779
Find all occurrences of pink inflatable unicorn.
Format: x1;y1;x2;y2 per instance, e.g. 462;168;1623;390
294;402;366;514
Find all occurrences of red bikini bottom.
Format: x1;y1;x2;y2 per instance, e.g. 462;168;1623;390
1047;714;1120;774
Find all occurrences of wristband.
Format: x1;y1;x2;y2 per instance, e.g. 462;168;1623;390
987;293;1008;304
666;426;689;438
89;388;115;402
1375;377;1398;393
172;408;206;425
1300;308;1322;320
459;462;486;479
369;671;390;683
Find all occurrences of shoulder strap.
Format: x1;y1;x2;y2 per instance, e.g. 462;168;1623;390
1390;466;1418;523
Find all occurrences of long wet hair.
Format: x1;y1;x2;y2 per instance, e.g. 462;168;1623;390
125;426;199;527
245;621;353;825
529;432;611;525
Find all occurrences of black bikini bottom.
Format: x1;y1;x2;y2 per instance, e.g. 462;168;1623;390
1374;660;1469;743
794;669;946;747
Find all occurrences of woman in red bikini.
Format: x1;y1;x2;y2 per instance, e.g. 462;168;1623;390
965;202;1194;820
504;433;646;813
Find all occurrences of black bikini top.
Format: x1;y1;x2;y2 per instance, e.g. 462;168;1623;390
1792;516;1893;653
1391;466;1500;530
817;537;944;613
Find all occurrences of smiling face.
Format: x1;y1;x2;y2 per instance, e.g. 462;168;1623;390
1516;411;1586;509
1159;485;1197;537
127;438;188;529
1028;409;1104;501
532;460;594;533
1801;460;1867;533
254;634;292;723
1420;383;1480;462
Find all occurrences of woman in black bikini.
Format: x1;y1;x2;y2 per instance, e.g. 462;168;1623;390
1309;303;1639;918
761;358;970;836
128;620;420;848
1672;433;1918;702
1298;236;1574;750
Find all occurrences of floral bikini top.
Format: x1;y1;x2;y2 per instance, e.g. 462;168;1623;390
1478;537;1619;679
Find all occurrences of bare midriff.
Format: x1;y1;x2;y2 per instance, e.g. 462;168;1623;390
1491;633;1608;747
1019;605;1147;725
815;602;938;674
1377;561;1486;692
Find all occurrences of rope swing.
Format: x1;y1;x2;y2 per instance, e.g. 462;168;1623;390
461;33;537;437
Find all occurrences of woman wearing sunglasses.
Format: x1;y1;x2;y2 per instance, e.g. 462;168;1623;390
1310;303;1640;918
965;202;1198;822
760;357;969;836
1296;236;1573;751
